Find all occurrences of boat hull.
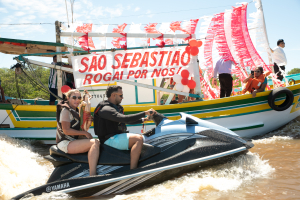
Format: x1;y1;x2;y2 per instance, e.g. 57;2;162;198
2;84;300;143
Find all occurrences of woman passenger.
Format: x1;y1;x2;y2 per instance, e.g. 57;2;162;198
242;66;270;98
56;89;100;176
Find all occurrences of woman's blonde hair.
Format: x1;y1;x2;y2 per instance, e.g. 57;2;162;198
64;89;80;99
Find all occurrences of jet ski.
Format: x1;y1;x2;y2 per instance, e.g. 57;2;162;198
13;112;253;199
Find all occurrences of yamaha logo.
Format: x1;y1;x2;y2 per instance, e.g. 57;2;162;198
46;182;70;193
46;186;51;193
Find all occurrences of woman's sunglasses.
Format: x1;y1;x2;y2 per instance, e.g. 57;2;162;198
71;96;82;100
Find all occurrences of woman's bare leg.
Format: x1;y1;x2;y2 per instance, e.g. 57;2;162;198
68;139;100;176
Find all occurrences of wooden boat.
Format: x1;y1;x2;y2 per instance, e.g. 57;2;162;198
1;0;298;144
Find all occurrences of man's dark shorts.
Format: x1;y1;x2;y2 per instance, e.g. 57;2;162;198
49;88;58;102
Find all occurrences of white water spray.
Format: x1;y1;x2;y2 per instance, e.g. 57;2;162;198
0;134;53;200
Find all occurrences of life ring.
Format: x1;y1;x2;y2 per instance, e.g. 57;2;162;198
268;87;294;111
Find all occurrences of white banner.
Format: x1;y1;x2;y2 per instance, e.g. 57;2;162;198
72;47;193;88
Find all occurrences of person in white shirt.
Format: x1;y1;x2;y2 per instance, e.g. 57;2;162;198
270;39;287;81
213;58;235;98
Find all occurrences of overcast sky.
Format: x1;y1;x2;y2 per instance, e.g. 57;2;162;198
0;0;299;72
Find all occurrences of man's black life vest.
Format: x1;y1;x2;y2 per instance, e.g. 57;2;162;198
94;100;127;143
56;100;81;143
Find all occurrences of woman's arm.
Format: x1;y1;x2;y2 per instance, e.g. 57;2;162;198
61;121;93;139
252;83;267;98
243;74;254;83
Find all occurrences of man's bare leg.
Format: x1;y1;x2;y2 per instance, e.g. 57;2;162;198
128;134;143;169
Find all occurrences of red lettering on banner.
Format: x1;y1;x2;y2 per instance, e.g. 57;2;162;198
130;52;142;68
94;73;102;83
151;68;162;78
98;55;106;70
176;67;182;74
103;72;112;81
171;51;180;66
83;74;93;85
121;53;133;68
139;52;149;67
120;71;124;79
141;70;147;78
89;56;98;72
161;68;168;76
127;70;135;79
166;51;173;66
169;68;175;76
181;51;190;66
158;51;168;66
80;57;89;73
112;71;120;81
149;52;158;67
112;54;123;69
134;70;141;78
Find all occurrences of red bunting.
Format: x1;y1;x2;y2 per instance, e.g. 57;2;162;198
76;24;95;52
112;23;127;48
144;23;165;47
214;13;235;63
170;21;182;32
120;32;127;50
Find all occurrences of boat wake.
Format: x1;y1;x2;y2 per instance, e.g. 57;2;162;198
0;134;53;200
110;152;274;200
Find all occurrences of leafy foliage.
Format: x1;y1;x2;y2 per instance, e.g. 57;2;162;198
288;68;300;75
0;65;50;100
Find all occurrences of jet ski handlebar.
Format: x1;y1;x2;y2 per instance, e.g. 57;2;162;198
148;111;167;126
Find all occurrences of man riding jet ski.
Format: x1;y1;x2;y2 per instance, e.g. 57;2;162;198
13;111;253;199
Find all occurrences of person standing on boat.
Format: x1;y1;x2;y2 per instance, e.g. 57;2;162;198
48;55;72;105
270;39;287;81
93;85;156;169
56;89;100;176
212;58;234;98
0;78;6;103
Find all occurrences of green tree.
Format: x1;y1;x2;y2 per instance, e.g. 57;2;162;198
288;68;300;75
0;65;50;100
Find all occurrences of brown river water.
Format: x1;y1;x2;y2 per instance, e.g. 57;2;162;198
1;117;300;200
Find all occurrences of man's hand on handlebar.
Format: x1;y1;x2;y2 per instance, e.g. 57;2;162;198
145;108;156;116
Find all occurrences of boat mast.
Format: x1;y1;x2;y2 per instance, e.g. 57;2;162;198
256;0;273;65
55;21;63;98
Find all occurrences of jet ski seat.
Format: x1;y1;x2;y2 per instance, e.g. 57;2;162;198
49;143;161;166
